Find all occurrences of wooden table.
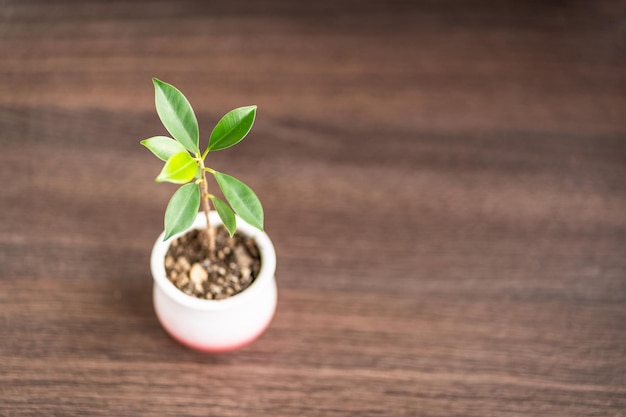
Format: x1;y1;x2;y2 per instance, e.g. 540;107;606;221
1;1;625;415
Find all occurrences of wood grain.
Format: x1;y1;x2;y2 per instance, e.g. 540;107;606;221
1;1;625;416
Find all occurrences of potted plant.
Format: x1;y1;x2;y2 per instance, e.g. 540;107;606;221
142;78;277;352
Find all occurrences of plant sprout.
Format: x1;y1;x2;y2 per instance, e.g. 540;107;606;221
141;78;263;256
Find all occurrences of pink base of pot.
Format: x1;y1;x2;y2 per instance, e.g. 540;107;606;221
156;306;275;353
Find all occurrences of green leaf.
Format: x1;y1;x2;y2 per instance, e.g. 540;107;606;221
155;151;198;184
153;78;199;154
214;172;264;231
211;196;236;237
208;106;257;151
141;136;187;161
164;183;200;240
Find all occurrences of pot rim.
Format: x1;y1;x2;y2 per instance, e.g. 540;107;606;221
150;211;276;311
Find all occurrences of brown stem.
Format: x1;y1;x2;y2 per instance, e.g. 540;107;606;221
199;161;216;259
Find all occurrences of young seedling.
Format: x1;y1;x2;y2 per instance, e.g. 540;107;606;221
141;78;263;258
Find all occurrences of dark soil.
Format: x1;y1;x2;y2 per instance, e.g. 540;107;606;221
164;226;261;300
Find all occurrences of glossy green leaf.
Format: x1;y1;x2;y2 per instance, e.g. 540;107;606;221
141;136;187;161
153;78;199;154
214;172;263;231
208;106;257;151
211;196;236;237
164;183;200;240
155;151;198;184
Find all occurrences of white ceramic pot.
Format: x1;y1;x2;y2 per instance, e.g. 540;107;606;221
150;211;277;352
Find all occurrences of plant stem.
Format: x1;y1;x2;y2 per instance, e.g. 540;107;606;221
199;159;216;258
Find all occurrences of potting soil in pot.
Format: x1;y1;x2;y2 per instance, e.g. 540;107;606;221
164;226;261;300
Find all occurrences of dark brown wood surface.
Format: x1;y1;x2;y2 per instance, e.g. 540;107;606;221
1;1;625;416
